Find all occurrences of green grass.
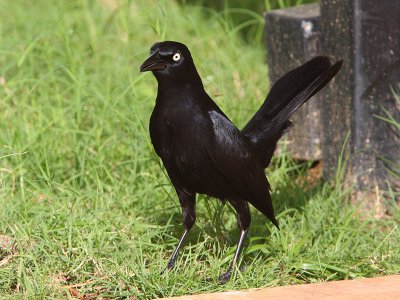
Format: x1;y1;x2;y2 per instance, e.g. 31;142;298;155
375;87;400;190
0;1;399;299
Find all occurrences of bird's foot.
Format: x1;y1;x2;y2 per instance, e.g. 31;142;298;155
210;265;245;284
160;258;175;275
218;269;232;284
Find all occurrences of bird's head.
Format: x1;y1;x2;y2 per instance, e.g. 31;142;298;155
140;41;202;85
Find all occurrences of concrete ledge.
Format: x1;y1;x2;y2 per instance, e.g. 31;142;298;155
159;275;400;299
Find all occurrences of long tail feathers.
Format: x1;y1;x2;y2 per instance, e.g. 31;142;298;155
242;56;343;167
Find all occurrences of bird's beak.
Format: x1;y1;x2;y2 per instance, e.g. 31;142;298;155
139;52;168;72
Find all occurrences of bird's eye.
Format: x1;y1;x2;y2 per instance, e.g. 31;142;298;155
173;53;181;61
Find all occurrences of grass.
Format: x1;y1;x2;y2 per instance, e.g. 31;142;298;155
0;0;399;299
375;86;400;194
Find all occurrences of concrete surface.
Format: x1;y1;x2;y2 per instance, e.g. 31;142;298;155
159;275;400;300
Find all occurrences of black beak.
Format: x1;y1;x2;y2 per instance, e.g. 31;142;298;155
140;52;168;72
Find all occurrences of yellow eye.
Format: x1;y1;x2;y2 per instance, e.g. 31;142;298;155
173;53;181;61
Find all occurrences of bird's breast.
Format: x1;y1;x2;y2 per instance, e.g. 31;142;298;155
150;102;208;158
149;103;218;188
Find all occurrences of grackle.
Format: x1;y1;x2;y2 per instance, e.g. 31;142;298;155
140;41;342;282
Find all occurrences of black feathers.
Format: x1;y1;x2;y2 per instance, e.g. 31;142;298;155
242;56;343;167
140;41;342;282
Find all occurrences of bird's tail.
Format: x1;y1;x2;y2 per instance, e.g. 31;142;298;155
242;56;343;168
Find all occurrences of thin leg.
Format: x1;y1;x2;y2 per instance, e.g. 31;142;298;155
167;229;189;269
164;188;196;272
218;228;248;283
218;199;250;283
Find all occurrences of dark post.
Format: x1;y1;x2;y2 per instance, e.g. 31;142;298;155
265;4;323;160
320;0;400;204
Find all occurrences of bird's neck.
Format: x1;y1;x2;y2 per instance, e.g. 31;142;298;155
156;71;205;95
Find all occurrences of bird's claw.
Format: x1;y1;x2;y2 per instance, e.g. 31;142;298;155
206;266;233;284
218;270;232;284
215;265;245;283
160;258;175;275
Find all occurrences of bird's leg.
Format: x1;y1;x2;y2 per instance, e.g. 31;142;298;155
166;228;189;270
219;200;250;283
164;189;196;272
218;228;248;283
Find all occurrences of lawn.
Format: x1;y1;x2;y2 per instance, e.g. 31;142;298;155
0;1;399;299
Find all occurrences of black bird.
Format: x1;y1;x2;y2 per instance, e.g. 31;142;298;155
140;41;342;282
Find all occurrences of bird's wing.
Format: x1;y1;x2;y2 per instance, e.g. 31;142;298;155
207;110;278;227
